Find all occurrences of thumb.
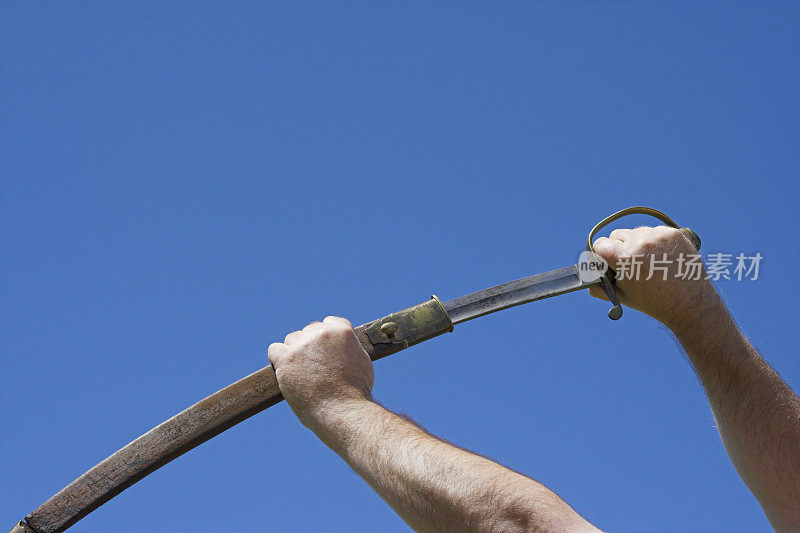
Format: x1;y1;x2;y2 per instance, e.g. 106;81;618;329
591;236;625;272
588;285;609;301
586;236;624;302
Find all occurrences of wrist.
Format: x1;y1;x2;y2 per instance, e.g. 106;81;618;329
667;289;734;343
300;391;377;442
660;281;724;335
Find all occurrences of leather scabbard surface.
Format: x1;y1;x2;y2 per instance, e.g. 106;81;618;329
23;297;453;533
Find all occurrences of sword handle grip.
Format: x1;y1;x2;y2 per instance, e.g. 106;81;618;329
585;206;701;320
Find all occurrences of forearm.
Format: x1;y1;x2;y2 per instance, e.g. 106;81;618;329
671;295;800;531
310;397;596;533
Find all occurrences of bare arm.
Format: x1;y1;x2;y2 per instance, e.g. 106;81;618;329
591;226;800;532
268;318;599;533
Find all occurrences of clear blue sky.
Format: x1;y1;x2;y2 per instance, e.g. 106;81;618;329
2;2;798;531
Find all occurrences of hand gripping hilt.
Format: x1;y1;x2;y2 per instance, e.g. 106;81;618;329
585;206;701;320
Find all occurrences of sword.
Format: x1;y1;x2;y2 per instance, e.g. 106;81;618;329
9;207;700;533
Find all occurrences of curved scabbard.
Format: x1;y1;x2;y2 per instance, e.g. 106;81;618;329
19;297;453;533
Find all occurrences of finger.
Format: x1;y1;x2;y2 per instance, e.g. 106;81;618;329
267;342;287;368
632;225;657;235
609;228;635;242
592;236;626;271
284;330;305;345
588;286;609;301
302;321;324;333
323;315;353;329
654;225;682;240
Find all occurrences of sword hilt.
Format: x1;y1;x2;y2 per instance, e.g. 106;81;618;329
586;206;701;320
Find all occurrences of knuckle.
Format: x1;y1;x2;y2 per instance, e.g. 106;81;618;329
285;330;305;344
322;316;351;332
632;226;655;237
303;321;321;331
662;226;682;239
326;326;348;339
324;315;351;327
333;320;352;332
267;343;286;365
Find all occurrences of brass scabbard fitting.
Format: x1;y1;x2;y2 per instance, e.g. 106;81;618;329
356;295;454;361
8;521;35;533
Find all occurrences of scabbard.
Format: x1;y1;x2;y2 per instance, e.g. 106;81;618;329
14;205;700;532
18;297;453;533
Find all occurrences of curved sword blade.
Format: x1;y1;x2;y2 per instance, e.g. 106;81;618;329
443;265;599;325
